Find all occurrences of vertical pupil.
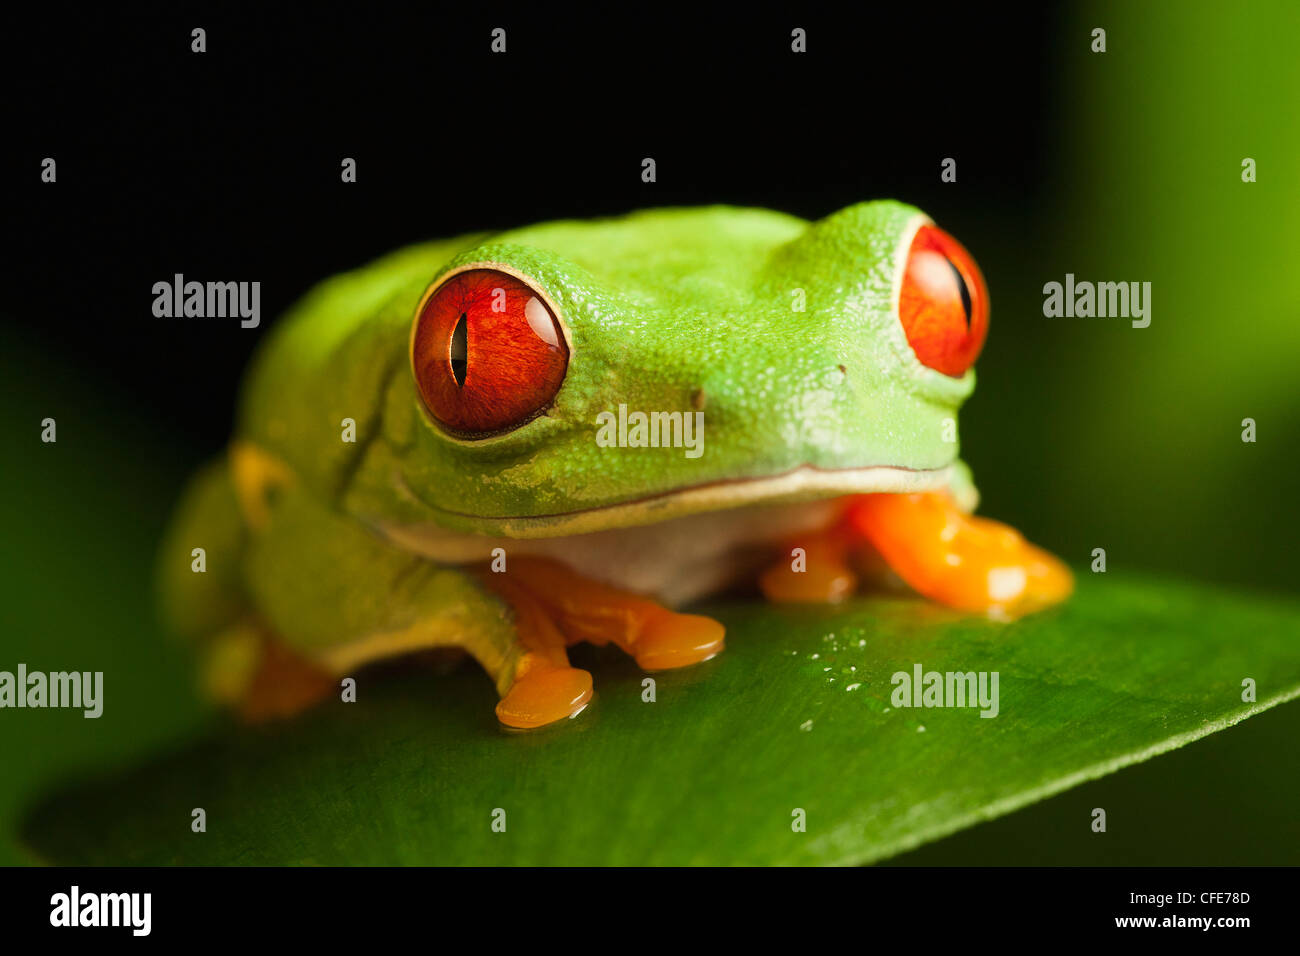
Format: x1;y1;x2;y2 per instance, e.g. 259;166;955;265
449;312;468;387
945;257;972;328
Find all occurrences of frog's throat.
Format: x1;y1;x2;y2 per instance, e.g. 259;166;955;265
381;462;968;551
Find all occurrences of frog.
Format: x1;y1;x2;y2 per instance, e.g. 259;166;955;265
158;201;1072;730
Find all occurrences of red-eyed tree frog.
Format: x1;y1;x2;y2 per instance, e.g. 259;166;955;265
159;202;1072;729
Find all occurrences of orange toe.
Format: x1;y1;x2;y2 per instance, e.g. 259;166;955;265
495;664;593;729
998;539;1074;616
634;611;726;670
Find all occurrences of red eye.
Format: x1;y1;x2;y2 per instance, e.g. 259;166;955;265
899;225;988;377
411;268;569;436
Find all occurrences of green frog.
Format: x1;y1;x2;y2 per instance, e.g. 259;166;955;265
159;202;1071;729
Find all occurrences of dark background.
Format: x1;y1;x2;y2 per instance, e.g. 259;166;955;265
2;3;1297;866
5;5;1057;440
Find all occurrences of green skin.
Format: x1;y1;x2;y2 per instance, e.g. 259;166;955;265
159;201;979;698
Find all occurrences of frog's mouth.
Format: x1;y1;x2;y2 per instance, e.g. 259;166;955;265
383;462;966;554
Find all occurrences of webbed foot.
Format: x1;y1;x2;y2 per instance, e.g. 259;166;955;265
759;492;1072;618
482;556;725;729
502;557;725;668
484;575;594;729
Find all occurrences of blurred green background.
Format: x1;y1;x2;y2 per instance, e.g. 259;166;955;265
958;1;1300;597
1;1;1297;864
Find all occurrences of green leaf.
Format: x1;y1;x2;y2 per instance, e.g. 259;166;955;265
20;575;1300;865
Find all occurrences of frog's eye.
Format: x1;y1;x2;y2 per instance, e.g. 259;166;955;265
411;268;569;436
899;225;988;377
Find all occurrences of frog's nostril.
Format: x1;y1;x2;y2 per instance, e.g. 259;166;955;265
691;387;707;411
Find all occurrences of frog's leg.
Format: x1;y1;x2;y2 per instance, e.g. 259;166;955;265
478;575;593;729
841;492;1073;618
210;588;592;731
162;449;592;728
226;460;598;729
489;557;726;671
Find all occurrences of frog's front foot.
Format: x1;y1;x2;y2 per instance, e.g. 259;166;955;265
758;525;859;603
632;609;726;670
761;492;1072;618
500;557;725;667
496;657;594;729
483;575;594;729
483;557;725;729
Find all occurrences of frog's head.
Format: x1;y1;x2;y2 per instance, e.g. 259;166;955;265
396;201;988;537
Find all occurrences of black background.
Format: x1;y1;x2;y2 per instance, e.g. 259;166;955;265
5;4;1057;441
